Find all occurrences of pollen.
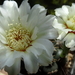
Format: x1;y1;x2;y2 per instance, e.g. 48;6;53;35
6;25;32;51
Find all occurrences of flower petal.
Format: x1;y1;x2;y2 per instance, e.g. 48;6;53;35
0;27;6;35
5;58;21;75
37;9;47;26
33;39;54;56
3;1;19;23
55;5;69;17
27;4;46;31
0;51;14;68
63;33;75;48
37;29;57;39
0;15;9;30
20;15;28;28
0;34;7;44
13;51;24;59
53;17;66;30
38;15;55;29
48;28;58;39
31;27;38;40
38;51;53;66
57;31;67;40
27;46;43;58
19;0;30;17
23;52;39;73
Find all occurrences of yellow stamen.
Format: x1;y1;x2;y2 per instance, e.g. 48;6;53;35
6;25;32;51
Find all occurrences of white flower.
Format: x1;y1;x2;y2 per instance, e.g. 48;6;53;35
53;3;75;50
0;0;57;75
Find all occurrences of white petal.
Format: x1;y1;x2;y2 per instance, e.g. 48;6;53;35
66;20;73;27
27;4;46;31
19;0;30;17
66;40;75;48
13;51;24;58
37;15;55;39
53;17;66;29
55;5;69;17
56;17;65;24
31;27;38;40
4;54;15;67
5;58;21;75
38;51;53;66
37;30;55;39
0;7;11;25
38;15;54;29
0;16;9;30
62;6;69;15
0;34;7;44
0;46;21;70
0;46;18;68
37;9;47;26
0;7;16;25
27;46;43;57
57;31;67;40
20;15;28;28
23;52;39;73
48;28;58;39
69;3;75;16
3;1;18;9
0;27;6;36
27;7;39;31
0;51;14;68
32;40;47;51
3;1;19;23
63;33;75;48
33;39;54;56
0;42;7;56
0;42;8;51
30;4;46;14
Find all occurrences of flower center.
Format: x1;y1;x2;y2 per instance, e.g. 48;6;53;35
67;16;75;30
6;25;32;51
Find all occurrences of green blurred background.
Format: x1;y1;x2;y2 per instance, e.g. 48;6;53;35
28;0;75;15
